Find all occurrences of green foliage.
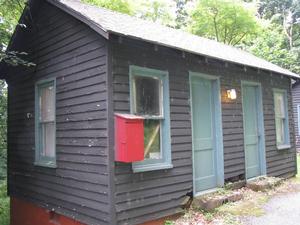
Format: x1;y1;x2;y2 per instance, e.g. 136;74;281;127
133;0;175;26
246;23;300;73
174;0;189;29
81;0;133;14
164;220;175;225
0;0;35;67
0;81;7;181
189;0;259;45
258;0;300;48
0;181;9;225
0;0;25;47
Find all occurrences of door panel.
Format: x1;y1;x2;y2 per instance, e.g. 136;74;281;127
242;85;261;179
191;76;217;193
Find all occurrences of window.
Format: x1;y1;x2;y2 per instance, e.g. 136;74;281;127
297;105;300;136
273;89;290;149
35;79;56;167
130;66;172;172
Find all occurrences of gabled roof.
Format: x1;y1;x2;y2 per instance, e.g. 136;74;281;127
48;0;300;78
4;0;300;79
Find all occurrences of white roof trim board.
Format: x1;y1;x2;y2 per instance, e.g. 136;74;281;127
48;0;299;78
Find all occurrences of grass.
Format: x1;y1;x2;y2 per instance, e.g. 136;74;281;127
294;153;300;182
217;194;269;217
0;180;9;225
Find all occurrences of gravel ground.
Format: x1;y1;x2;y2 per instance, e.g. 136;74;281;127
242;187;300;225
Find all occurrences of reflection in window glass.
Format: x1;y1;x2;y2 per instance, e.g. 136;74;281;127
41;123;55;157
144;120;161;159
40;86;55;122
134;76;161;116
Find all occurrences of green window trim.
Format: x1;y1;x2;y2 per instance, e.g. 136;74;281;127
273;88;290;150
129;65;172;173
35;78;57;167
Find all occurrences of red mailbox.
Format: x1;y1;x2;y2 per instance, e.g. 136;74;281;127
115;114;144;162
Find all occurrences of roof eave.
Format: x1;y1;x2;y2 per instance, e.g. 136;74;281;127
107;31;300;79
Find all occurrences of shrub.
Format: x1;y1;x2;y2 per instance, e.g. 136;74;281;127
0;181;9;225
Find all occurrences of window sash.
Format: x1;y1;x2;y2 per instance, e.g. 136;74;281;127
132;73;164;161
130;66;172;172
275;118;285;145
297;104;300;136
143;119;163;160
273;89;289;148
132;74;164;118
35;79;56;166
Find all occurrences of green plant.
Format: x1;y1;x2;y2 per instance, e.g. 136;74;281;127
164;220;175;225
0;181;9;225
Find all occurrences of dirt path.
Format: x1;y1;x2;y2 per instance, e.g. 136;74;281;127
241;183;300;225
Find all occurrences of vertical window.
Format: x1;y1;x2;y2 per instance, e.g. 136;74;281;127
130;66;172;172
35;79;56;166
297;105;300;136
273;89;290;149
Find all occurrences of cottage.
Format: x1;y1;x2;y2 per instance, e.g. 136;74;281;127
0;0;299;224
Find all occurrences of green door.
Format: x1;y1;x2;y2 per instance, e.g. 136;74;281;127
242;85;262;179
191;76;218;193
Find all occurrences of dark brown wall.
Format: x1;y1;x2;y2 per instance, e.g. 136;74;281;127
110;36;297;225
292;83;300;150
7;2;110;225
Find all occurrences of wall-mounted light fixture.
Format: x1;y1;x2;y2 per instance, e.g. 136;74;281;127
227;89;237;100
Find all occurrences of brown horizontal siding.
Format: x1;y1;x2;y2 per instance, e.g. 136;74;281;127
292;83;300;149
111;36;297;224
7;2;110;225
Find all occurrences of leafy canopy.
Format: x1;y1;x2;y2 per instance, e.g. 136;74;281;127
0;0;34;66
189;0;259;46
246;23;300;73
133;0;175;26
81;0;133;14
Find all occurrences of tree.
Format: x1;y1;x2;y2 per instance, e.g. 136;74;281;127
0;81;6;181
174;0;189;29
246;22;300;73
0;0;34;66
133;0;175;26
82;0;133;15
189;0;259;46
258;0;300;49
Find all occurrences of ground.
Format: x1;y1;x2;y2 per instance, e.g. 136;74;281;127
167;154;300;225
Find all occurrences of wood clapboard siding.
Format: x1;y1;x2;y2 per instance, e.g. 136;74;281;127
7;2;110;225
110;36;297;225
111;37;193;225
292;83;300;150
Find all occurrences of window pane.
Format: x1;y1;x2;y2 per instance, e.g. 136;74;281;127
40;85;55;122
275;118;284;145
274;93;285;117
134;76;161;116
144;120;161;159
41;123;55;158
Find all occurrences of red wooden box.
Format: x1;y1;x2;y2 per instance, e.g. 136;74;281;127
115;114;144;162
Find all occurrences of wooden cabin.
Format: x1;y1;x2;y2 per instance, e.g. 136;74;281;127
0;0;299;224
